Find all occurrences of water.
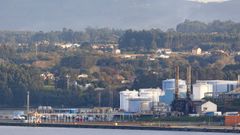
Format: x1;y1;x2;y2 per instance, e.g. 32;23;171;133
0;126;236;135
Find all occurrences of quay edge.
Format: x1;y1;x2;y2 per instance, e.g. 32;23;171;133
0;122;239;134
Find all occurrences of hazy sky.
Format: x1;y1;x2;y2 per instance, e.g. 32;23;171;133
0;0;239;31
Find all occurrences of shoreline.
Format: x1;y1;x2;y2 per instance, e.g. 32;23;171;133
0;122;239;133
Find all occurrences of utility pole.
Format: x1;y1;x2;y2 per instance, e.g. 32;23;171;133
109;90;114;107
35;44;38;57
27;91;30;113
66;74;70;90
95;88;104;107
98;91;101;107
27;91;30;122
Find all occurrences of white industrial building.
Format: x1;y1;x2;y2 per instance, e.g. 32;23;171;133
196;101;217;114
192;83;213;101
119;88;164;113
196;80;237;97
161;79;187;104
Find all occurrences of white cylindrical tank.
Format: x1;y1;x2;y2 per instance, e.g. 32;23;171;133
139;88;164;103
162;79;186;91
128;97;151;113
161;79;187;104
192;83;213;100
120;89;138;112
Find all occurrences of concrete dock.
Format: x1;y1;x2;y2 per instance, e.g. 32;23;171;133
0;121;239;133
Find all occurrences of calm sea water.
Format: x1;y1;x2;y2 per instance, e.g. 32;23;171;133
0;126;237;135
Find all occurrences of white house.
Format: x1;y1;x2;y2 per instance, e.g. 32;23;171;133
192;48;202;55
196;101;217;114
78;74;89;79
113;49;121;55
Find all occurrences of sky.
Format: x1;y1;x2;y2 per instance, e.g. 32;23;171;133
0;0;239;31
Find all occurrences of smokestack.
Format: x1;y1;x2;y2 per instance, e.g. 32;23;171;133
175;66;179;100
186;66;191;99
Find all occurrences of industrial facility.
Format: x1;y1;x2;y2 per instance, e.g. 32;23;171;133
118;65;240;119
1;66;240;127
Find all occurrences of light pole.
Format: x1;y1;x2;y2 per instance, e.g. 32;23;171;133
95;88;104;107
66;74;70;90
27;91;30;122
35;44;38;57
98;92;101;107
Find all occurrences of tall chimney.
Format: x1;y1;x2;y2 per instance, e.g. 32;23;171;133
186;66;192;99
175;66;179;100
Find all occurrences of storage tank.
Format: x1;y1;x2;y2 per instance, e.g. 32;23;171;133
128;97;151;113
192;83;213;100
162;79;186;91
139;88;164;103
119;89;138;112
161;79;187;104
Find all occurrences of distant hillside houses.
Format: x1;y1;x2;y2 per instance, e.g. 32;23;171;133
55;43;81;49
91;43;119;54
211;50;229;56
155;48;172;59
40;72;55;80
35;40;50;46
120;54;146;59
77;74;89;79
91;43;118;49
156;48;172;55
192;48;202;55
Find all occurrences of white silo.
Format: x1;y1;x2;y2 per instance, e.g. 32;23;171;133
161;79;187;104
139;88;164;106
119;89;138;112
128;97;151;113
192;83;213;100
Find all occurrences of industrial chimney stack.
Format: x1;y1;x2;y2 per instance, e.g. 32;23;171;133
186;66;192;99
175;66;179;100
